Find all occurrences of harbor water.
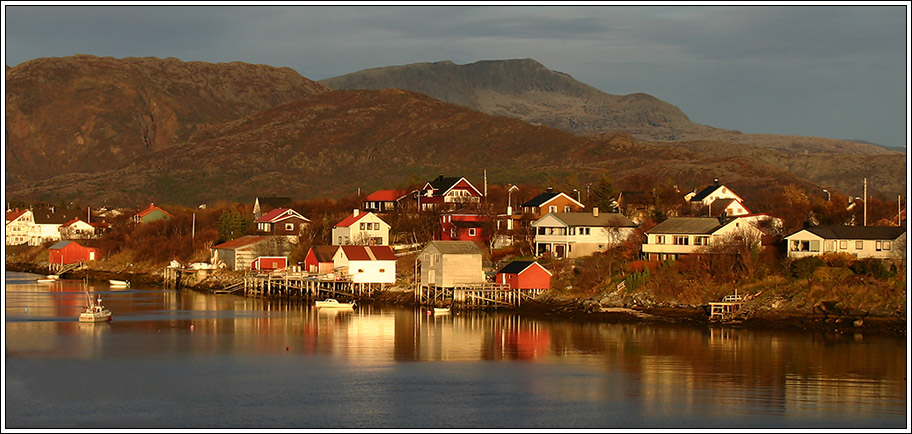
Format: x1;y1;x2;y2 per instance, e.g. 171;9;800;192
4;271;907;429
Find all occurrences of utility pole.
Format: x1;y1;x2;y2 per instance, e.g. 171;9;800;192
863;177;867;226
192;212;196;239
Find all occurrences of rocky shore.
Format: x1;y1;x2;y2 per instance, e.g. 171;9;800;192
7;261;906;337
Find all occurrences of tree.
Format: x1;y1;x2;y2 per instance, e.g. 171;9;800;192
217;210;250;243
590;171;616;211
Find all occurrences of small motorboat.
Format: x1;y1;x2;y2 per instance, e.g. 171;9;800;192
314;298;355;309
433;307;452;315
78;291;112;323
36;275;60;283
109;279;131;288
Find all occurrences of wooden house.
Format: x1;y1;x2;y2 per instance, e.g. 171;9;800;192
684;180;748;217
495;261;552;290
784;225;906;260
337;245;397;284
59;218;98;240
418;175;483;211
532;208;637;259
363;189;410;213
417;240;485;288
521;188;585;219
255;208;310;240
251;256;288;271
49;240;100;265
438;210;489;243
132;203;173;224
211;235;281;271
32;208;85;246
331;210;390;246
304;246;341;275
642;216;764;261
6;209;34;246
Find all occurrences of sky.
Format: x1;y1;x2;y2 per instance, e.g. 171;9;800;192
2;3;910;148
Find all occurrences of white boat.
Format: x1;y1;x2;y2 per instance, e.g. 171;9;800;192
433;307;452;314
314;298;355;309
36;274;60;283
78;291;112;323
109;279;130;287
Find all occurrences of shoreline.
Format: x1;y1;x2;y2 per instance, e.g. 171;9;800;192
6;262;907;338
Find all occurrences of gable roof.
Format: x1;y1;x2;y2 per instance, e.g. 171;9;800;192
545;212;637;228
33;209;84;225
521;191;583;209
212;235;270;250
496;261;552;276
49;240;75;250
425;240;483;255
791;225;906;241
309;245;340;262
423;175;482;197
6;209;28;222
256;207;309;223
135;203;173;219
646;217;726;235
365;190;408;202
334;211;388;228
340;245;397;261
709;198;749;216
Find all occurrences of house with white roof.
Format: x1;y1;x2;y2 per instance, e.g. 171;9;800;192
641;216;764;261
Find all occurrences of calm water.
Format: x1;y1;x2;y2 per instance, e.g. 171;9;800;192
3;271;908;429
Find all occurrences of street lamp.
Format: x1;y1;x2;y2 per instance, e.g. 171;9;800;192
822;189;830;201
573;189;580;202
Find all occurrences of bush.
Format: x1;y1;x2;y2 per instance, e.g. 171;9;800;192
850;258;894;279
789;256;826;279
819;252;856;268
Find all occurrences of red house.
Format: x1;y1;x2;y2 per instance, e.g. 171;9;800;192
438;210;489;243
418;175;483;211
48;240;100;265
251;256;288;271
304;246;341;274
495;261;552;290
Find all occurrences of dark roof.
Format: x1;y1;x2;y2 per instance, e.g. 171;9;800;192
49;240;75;250
522;192;560;208
797;225;906;240
310;246;339;262
691;183;723;202
256;196;292;208
424;240;483;255
32;209;84;225
547;212;637;228
709;198;743;216
497;261;535;275
428;176;463;193
646;217;725;235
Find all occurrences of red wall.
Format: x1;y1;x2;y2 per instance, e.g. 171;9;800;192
497;264;551;290
49;242;98;265
252;257;288;271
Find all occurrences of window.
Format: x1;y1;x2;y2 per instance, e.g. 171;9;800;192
549;206;557;213
856;241;864;250
884;241;892;251
655;235;665;244
285;223;295;231
379;269;385;273
360;223;366;230
839;240;847;250
468;228;476;237
358;269;364;273
564;206;571;212
673;236;689;245
694;236;709;246
435;254;440;263
876;241;882;251
374;223;380;230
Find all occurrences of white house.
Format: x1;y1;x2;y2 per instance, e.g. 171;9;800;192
332;210;390;246
642;216;764;261
6;209;36;246
784;225;906;260
336;245;397;284
685;180;749;217
532;208;637;259
58;218;98;240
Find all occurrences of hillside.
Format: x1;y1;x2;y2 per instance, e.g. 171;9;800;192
7;88;845;207
5;55;329;185
320;58;895;156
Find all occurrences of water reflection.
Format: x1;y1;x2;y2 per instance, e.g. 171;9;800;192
5;271;907;426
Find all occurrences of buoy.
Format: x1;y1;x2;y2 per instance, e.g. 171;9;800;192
427;310;432;315
286;346;289;351
24;307;28;313
190;325;195;330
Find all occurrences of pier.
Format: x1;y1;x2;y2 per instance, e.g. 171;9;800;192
708;294;745;321
415;283;543;309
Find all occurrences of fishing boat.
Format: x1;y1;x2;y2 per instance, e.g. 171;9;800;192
314;298;355;309
78;291;112;323
109;279;130;288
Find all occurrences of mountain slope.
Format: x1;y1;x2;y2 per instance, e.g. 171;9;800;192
321;58;894;156
5;55;329;185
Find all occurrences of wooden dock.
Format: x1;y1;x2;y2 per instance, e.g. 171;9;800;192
709;294;745;321
241;272;385;301
415;283;544;310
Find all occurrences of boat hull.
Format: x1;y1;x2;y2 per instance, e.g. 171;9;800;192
315;299;355;309
78;311;112;323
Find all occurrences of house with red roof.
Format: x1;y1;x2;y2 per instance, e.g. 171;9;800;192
337;245;397;284
211;235;286;271
331;210;390;246
363;189;411;213
304;245;342;275
255;208;310;240
132;203;174;224
438;210;489;244
418;175;483;211
6;209;35;246
59;218;99;240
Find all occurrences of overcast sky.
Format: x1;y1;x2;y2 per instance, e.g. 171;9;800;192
3;4;909;148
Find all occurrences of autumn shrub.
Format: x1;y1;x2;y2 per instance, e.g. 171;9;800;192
850;258;893;279
819;252;857;268
789;256;825;279
811;266;854;284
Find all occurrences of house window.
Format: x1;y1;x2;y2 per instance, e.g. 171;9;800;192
564;206;571;212
549;206;557;213
580;227;590;235
876;241;882;251
673;236;689;245
694;236;710;246
379;269;385;273
374;223;380;230
655;235;665;244
856;241;864;250
360;223;366;230
285;223;295;231
839;240;847;250
468;228;477;237
883;241;892;251
358;269;364;273
435;254;440;263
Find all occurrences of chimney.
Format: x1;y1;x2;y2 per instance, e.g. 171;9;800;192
547;187;553;193
353;209;359;217
592;207;599;217
714;178;720;186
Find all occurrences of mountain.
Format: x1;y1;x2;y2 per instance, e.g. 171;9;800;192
5;55;329;185
320;59;894;156
8;88;888;207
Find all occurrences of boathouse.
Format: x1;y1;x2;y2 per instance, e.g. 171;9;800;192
49;240;100;265
417;240;485;288
495;261;552;290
